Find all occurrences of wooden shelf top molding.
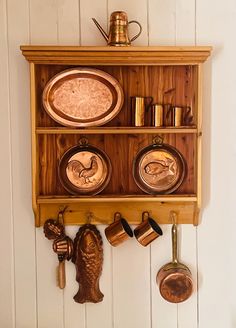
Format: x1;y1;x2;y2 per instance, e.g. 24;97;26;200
21;45;212;65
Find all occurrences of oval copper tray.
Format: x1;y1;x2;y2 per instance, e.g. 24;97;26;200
59;141;112;195
43;68;124;127
133;142;186;194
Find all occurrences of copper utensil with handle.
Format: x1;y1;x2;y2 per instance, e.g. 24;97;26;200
43;209;73;289
156;212;193;303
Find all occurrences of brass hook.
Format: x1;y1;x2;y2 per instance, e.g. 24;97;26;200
170;211;178;225
57;206;68;225
86;211;94;224
142;211;149;221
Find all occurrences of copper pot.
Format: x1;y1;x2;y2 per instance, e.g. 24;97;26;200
156;219;193;303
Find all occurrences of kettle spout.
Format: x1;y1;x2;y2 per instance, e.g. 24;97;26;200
92;18;109;42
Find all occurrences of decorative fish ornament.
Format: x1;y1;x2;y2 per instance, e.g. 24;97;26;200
72;224;104;303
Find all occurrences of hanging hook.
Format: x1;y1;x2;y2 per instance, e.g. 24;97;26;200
170;211;178;224
57;206;68;225
86;211;94;224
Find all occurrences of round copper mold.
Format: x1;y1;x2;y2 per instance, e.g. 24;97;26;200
59;144;112;195
133;143;186;194
42;67;124;127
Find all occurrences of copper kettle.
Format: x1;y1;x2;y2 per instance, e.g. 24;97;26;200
92;11;142;46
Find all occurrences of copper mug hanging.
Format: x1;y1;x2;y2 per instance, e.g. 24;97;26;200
131;96;153;126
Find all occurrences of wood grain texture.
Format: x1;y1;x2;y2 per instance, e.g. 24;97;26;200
38;201;197;226
37;133;196;196
35;64;198;127
20;46;212;65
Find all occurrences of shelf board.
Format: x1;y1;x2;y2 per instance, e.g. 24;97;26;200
20;45;212;65
36;127;198;135
37;195;197;204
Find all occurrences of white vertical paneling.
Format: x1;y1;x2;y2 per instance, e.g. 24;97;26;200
176;0;195;44
6;0;37;326
57;0;80;45
113;237;151;328
149;2;177;326
109;2;150;326
29;1;64;326
86;226;113;328
177;226;198;328
151;225;177;327
36;229;64;328
64;226;85;328
30;0;58;44
175;1;198;326
108;0;148;45
149;0;176;45
197;0;235;327
80;0;108;45
0;1;14;327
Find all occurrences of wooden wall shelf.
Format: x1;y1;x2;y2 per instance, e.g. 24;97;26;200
36;127;198;134
21;46;211;227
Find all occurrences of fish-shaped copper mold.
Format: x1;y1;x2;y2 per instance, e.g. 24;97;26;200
133;136;186;194
59;138;112;195
42;67;124;127
72;224;104;303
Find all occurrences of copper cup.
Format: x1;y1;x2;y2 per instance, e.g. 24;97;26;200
134;212;163;246
151;104;164;127
105;212;133;246
166;106;183;126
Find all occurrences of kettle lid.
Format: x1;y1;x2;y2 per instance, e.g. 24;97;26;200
110;11;128;22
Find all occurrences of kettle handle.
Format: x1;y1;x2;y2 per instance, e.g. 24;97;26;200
128;20;142;42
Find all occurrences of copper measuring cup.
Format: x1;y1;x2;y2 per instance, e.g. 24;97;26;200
105;212;133;246
134;211;163;246
156;213;193;303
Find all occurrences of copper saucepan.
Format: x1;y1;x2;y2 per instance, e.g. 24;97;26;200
156;215;193;303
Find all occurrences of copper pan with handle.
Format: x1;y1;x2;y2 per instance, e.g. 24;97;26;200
156;213;193;303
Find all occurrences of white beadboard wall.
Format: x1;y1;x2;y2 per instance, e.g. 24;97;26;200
0;0;235;327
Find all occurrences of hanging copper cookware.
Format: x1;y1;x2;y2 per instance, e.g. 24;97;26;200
133;136;186;194
156;214;193;303
59;138;112;195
